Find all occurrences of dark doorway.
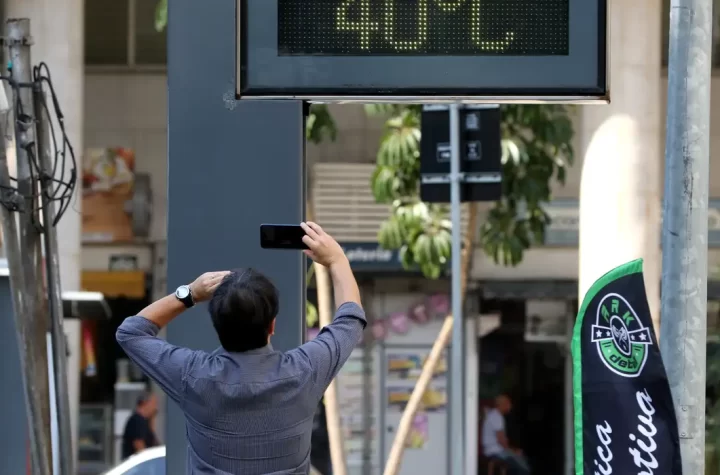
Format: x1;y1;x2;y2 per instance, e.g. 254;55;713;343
477;299;566;475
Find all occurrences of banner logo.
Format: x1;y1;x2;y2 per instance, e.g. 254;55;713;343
591;293;653;378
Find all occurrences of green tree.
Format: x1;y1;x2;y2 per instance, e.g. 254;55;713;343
367;104;574;278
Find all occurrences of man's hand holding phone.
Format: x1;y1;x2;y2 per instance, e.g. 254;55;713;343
300;222;346;268
301;221;360;309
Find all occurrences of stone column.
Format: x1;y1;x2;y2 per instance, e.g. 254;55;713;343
578;0;663;332
5;0;84;463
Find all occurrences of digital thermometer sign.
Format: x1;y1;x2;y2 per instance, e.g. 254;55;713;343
237;0;607;102
278;0;569;56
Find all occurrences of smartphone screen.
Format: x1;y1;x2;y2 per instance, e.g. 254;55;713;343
260;224;308;249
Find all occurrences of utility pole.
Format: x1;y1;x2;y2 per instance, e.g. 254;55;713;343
0;64;53;475
4;18;53;475
659;0;712;473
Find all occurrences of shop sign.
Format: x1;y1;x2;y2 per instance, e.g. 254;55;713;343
341;242;403;272
82;147;137;243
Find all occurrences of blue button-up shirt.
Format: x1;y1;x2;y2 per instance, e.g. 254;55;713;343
116;302;366;475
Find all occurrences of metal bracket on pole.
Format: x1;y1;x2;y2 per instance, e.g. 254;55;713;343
676;405;698;439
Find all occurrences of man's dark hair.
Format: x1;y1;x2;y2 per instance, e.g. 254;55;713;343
208;268;279;352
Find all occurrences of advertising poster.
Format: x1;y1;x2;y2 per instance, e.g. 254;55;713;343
82;147;136;242
386;348;447;413
405;412;429;450
386;351;447;381
383;346;448;469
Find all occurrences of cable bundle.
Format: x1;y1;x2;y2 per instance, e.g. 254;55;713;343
0;61;78;228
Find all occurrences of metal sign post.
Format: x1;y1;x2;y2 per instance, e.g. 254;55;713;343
448;103;464;475
419;103;501;474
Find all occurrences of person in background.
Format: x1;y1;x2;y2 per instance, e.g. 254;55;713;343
121;392;159;459
481;394;530;475
116;222;365;475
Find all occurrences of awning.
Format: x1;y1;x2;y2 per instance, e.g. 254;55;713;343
62;291;112;320
0;265;112;319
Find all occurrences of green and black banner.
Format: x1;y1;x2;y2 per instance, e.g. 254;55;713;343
572;259;682;474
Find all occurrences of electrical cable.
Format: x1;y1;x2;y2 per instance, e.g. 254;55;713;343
0;62;78;227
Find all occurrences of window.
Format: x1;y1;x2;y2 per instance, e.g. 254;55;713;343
85;0;166;67
662;0;720;67
122;456;166;475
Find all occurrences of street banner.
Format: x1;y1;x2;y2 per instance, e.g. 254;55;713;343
572;259;682;474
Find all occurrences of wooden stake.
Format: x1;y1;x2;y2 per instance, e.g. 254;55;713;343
315;261;348;475
307;202;347;475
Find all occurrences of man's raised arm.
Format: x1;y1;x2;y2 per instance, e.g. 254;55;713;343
116;271;228;402
293;222;366;390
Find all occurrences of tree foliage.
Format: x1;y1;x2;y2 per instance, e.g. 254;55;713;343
367;104;575;278
305;104;337;145
155;0;168;31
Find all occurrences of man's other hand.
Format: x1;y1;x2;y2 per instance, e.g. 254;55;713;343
301;222;346;268
190;271;231;302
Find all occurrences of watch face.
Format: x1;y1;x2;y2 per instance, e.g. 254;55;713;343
176;286;190;299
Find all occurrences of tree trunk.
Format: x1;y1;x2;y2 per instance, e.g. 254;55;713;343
382;202;479;475
307;201;348;475
314;262;348;475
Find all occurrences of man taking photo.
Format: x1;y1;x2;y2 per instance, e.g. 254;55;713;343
116;222;365;474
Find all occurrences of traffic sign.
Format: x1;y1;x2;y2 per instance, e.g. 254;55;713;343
420;105;502;203
237;0;607;102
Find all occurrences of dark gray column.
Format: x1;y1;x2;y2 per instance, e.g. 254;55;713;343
0;275;28;474
166;0;306;472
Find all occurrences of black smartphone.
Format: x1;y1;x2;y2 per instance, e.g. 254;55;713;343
260;224;309;250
